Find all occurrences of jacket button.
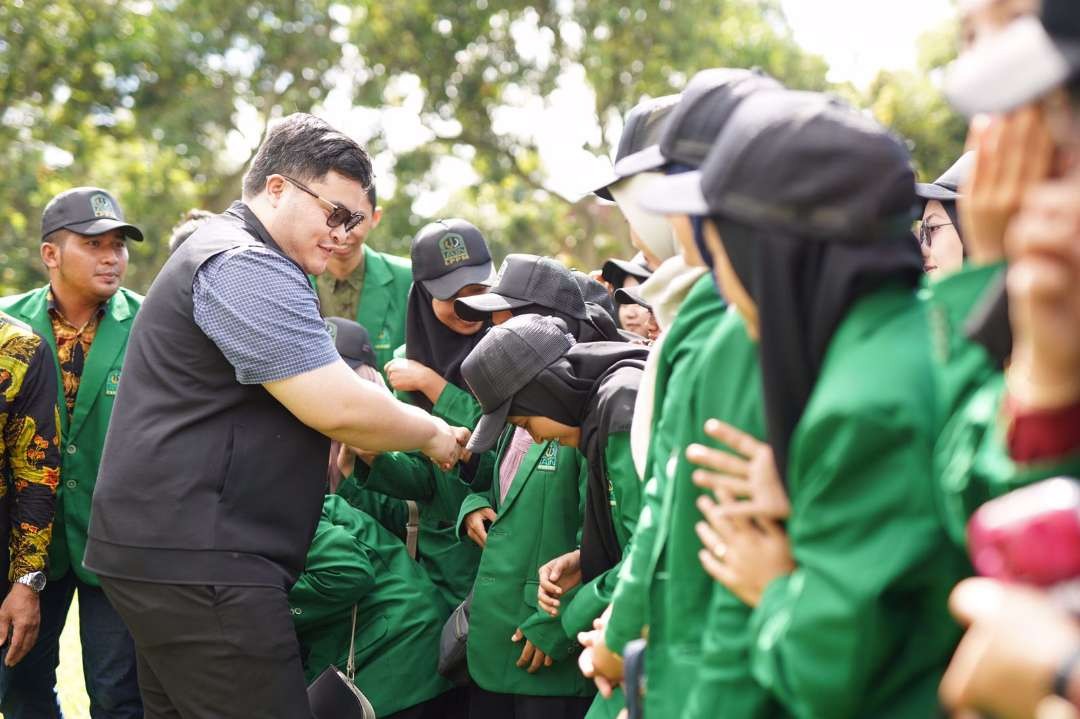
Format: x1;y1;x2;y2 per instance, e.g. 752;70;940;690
66;444;77;455
65;480;77;489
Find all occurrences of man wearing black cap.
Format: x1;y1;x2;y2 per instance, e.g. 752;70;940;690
0;187;144;718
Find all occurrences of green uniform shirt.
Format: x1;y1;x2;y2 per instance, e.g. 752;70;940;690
0;285;142;586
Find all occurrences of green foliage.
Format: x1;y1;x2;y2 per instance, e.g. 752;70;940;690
0;0;961;296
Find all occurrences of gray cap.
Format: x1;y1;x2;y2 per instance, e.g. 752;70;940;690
615;68;784;177
614;283;652;311
591;94;682;200
411;218;494;300
461;314;576;453
915;152;975;204
455;254;587;322
945;0;1080;117
325;317;377;369
643;90;916;241
41;187;143;241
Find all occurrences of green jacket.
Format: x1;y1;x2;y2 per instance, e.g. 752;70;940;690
349;379;486;612
558;433;641;640
311;244;412;373
745;286;970;719
0;285;142;586
289;495;453;717
456;428;594;697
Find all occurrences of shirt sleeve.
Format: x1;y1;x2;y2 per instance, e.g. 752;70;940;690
192;246;340;385
5;340;60;580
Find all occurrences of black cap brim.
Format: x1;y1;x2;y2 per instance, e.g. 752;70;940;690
454;292;532;322
602;259;652;286
63;218;144;242
614;285;652;310
914;182;960;203
421;262;495;301
467;398;512;453
945;17;1080;116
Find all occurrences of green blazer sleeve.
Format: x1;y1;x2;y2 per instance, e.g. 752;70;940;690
456;492;494;542
335;472;409;541
432;381;484;429
289;512;376;631
358;452;471;526
747;409;962;719
560;432;641;638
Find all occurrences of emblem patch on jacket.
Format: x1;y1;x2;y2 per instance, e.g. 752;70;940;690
439;233;469;266
105;370;121;396
537;442;558;472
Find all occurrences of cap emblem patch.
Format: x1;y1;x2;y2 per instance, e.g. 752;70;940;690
90;194;117;219
439;233;469;266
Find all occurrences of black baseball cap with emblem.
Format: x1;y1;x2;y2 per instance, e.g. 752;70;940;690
41;187;144;241
454;254;587;322
410;218;494;300
590;94;682;200
325;317;378;369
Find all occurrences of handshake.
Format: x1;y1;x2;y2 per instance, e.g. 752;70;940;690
422;417;472;471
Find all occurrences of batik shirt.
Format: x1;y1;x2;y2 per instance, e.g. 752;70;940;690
0;311;61;580
48;290;104;418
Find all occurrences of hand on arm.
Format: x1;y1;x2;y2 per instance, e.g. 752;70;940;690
537;549;582;617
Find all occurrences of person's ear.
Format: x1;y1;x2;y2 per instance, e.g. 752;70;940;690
41;238;62;270
370;206;383;230
265;175;287;208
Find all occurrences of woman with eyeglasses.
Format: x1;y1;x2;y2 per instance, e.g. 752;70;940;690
916;153;973;276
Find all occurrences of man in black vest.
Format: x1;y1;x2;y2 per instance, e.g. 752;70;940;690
83;113;467;718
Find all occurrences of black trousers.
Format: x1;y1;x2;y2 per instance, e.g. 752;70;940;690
101;577;312;719
468;687;592;719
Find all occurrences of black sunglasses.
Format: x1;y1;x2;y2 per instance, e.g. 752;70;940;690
281;175;365;233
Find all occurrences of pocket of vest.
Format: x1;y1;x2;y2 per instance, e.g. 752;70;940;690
216;424;239;497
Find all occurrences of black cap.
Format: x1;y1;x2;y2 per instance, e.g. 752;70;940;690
614;283;652;311
325;317;377;369
454;254;587;322
643;90;916;241
591;94;681;200
601;253;653;288
615;68;784;177
41;187;144;241
573;270;618;321
915;152;975;204
946;0;1080;116
461;314;576;453
411;218;494;300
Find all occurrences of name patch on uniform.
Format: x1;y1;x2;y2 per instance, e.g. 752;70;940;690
105;370;121;396
439;233;469;266
537;442;558;472
374;328;391;350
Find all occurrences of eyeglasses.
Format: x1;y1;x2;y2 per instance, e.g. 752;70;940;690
280;175;366;233
918;221;953;248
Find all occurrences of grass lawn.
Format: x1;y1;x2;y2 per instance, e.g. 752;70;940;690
0;598;90;718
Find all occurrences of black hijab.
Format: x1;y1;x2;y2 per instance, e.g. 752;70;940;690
511;342;648;582
711;217;924;481
404;282;490;411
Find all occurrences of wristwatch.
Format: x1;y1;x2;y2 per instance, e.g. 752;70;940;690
14;571;46;592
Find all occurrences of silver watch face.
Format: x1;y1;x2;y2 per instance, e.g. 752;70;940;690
16;572;45;592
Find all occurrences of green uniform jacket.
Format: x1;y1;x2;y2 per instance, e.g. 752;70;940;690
929;263;1080;546
683;307;777;719
289;495;453;717
352;374;486;611
0;285;142;586
746;286;971;719
455;429;595;698
310;244;411;373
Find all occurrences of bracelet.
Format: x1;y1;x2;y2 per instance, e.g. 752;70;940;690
1052;645;1080;699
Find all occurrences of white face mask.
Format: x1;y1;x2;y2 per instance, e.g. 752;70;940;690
610;173;678;263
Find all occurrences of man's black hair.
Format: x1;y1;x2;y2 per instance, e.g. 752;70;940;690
242;113;374;200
